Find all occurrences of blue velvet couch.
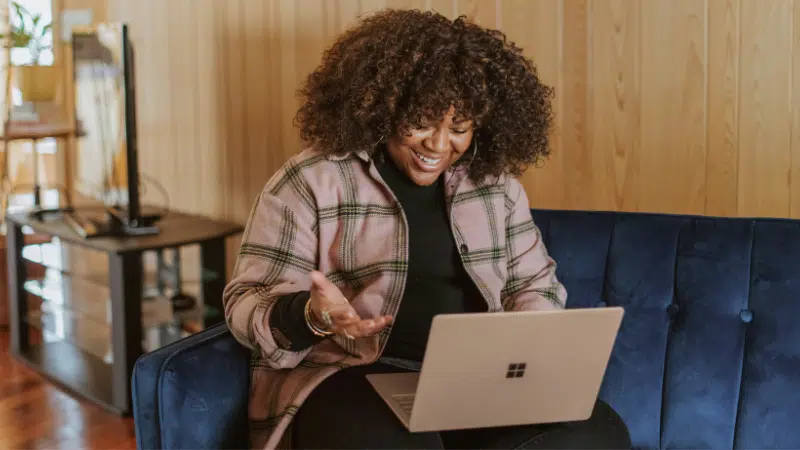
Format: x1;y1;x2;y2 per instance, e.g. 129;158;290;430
132;209;800;449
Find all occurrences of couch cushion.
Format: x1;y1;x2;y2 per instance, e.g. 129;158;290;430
736;221;800;449
531;210;800;449
132;323;251;449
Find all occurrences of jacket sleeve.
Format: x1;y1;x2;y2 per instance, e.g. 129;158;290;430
222;163;320;370
501;177;567;311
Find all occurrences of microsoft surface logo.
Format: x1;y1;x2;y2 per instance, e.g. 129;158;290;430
506;362;526;378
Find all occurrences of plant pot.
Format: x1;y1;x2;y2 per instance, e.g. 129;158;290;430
12;65;58;102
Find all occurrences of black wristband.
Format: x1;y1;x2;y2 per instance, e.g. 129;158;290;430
268;291;327;351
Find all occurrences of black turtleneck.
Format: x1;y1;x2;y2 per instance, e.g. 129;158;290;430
375;156;486;361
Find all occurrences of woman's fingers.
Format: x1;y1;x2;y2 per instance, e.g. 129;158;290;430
323;305;361;334
309;271;342;298
309;271;360;324
328;305;358;323
337;315;393;339
309;271;394;339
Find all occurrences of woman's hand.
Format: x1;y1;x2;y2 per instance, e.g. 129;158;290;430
308;271;393;339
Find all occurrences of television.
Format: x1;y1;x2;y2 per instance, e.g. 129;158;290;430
68;23;161;237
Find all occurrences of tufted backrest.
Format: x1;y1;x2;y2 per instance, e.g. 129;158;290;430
530;209;800;450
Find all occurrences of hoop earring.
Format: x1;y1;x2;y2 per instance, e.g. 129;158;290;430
460;139;479;174
372;135;387;162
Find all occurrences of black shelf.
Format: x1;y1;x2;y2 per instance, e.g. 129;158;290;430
21;239;223;288
4;209;243;415
7;207;242;254
15;341;117;414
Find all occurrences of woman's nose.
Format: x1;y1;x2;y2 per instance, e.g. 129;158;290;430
425;129;449;153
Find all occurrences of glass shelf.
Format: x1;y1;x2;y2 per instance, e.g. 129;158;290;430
21;238;221;287
26;303;197;365
23;267;219;357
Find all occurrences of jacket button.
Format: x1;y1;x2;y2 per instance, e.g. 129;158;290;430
739;309;753;323
460;243;469;254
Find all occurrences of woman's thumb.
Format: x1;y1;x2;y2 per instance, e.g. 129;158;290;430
310;271;338;296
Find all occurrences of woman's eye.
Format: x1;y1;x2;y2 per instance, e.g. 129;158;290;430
451;128;470;135
407;124;433;135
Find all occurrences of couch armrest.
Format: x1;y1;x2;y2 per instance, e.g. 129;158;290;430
132;323;251;449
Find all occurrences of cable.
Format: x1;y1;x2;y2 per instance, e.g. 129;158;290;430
138;172;170;218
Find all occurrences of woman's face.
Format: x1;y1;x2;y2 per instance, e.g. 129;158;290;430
386;107;474;186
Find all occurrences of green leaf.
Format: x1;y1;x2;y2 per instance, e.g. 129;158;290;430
40;23;52;39
13;1;32;18
13;3;27;30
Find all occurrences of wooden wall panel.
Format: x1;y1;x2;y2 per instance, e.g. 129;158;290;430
738;0;794;218
502;0;561;206
794;2;800;218
48;0;800;225
559;0;589;211
706;0;740;217
639;0;706;214
586;0;641;212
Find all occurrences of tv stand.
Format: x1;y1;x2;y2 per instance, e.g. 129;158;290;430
3;208;243;415
28;205;75;222
64;208;160;239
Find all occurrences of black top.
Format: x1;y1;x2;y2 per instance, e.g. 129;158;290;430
375;156;486;360
268;156;486;360
5;208;243;254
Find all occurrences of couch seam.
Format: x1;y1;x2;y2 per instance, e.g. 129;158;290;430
155;324;232;448
657;217;687;449
730;220;756;449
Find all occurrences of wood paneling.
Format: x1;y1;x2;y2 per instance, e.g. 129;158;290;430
706;0;740;217
50;0;800;222
738;0;794;218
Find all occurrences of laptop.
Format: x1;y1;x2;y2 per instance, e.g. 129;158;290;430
366;306;624;433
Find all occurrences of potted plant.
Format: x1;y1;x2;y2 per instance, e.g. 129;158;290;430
1;1;56;102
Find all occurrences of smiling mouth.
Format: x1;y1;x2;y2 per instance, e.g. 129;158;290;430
413;150;443;165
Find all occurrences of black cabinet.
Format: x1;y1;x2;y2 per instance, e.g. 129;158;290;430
4;208;242;415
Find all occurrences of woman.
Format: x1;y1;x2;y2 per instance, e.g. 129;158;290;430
223;9;630;450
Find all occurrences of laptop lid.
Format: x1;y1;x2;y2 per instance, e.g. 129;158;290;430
408;307;624;432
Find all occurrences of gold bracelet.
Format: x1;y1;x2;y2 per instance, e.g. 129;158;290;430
304;298;334;337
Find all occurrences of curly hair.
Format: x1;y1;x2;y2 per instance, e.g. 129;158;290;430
294;8;554;180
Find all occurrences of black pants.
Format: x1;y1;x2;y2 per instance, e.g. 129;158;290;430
292;363;632;449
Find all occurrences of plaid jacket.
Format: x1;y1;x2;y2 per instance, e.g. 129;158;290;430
223;147;567;449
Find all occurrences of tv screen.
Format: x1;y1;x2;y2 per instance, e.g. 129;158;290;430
71;24;132;213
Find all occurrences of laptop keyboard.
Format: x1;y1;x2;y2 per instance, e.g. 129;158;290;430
391;394;415;418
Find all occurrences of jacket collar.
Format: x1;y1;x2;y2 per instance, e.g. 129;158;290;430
326;149;471;197
325;150;371;162
325;149;467;174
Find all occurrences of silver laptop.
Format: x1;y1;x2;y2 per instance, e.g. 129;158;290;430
366;306;624;433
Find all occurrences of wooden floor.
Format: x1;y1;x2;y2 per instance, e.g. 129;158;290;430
0;329;137;450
